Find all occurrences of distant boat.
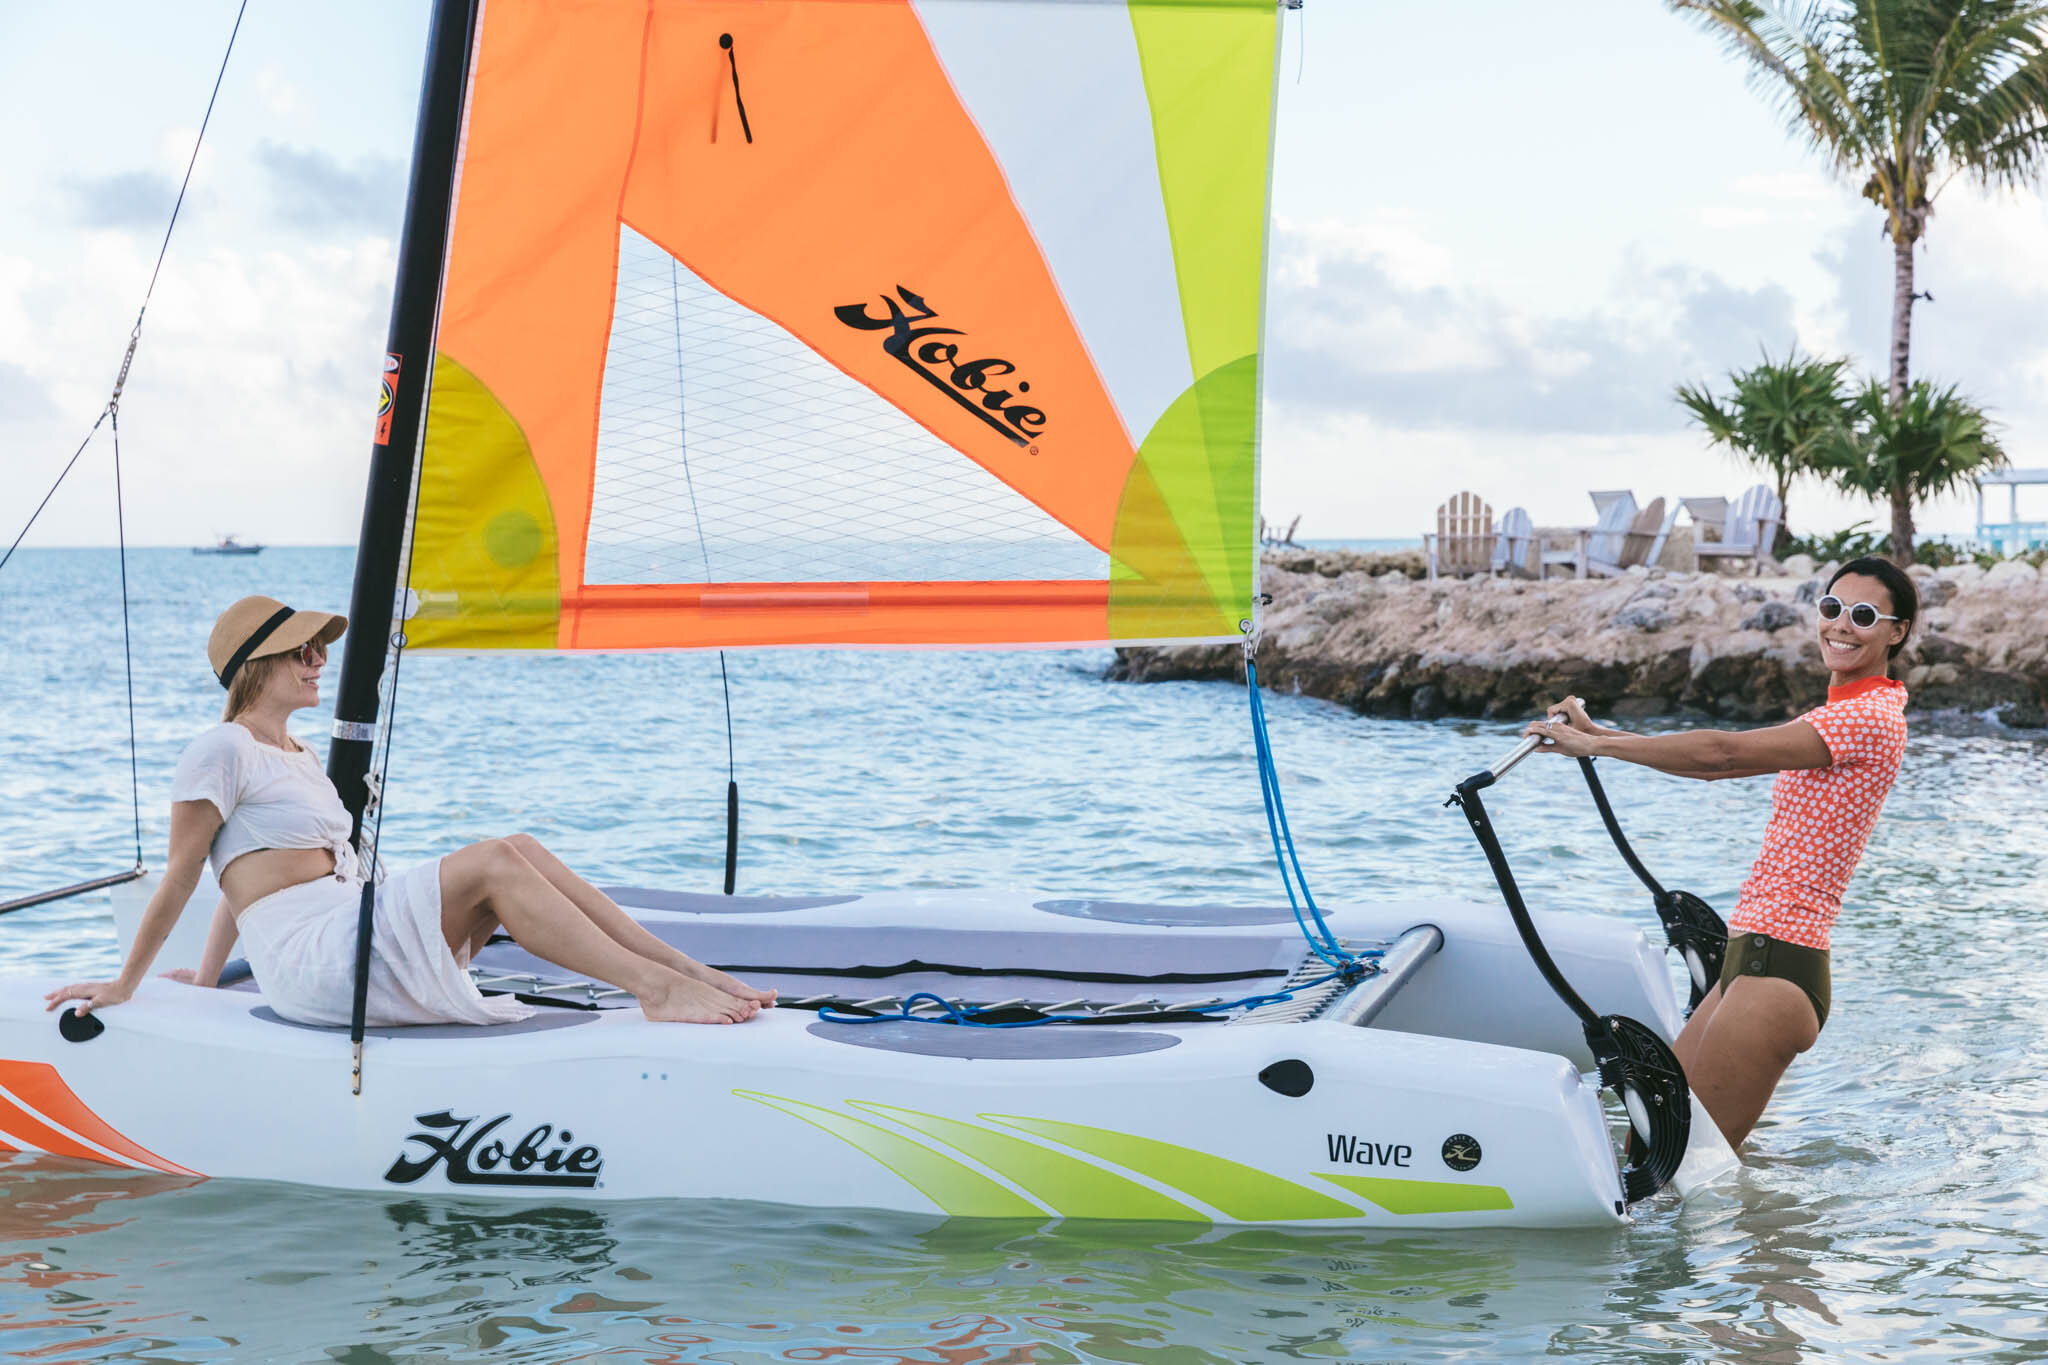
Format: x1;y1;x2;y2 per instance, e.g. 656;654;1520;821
192;534;263;556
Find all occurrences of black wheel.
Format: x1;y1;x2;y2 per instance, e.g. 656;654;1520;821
1659;890;1727;1011
1587;1013;1690;1203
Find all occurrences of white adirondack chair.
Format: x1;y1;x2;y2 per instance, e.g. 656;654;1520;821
1643;501;1682;568
1694;484;1784;574
1542;492;1637;580
1490;506;1535;577
1586;497;1667;577
1425;491;1496;581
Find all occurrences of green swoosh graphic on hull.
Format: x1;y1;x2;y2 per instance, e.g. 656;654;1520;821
1316;1171;1515;1215
849;1102;1203;1222
733;1090;1041;1218
983;1114;1360;1221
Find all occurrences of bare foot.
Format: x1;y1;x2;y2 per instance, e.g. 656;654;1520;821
675;956;777;1007
639;975;760;1024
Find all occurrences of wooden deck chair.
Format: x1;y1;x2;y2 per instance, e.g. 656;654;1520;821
1643;500;1682;568
1695;484;1784;574
1589;489;1635;518
1681;496;1730;543
1542;494;1637;580
1490;506;1535;577
1425;491;1496;581
1588;497;1666;577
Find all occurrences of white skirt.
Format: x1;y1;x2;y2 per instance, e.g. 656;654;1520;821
236;858;536;1028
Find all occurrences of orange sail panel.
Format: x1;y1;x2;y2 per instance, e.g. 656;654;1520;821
407;0;1279;650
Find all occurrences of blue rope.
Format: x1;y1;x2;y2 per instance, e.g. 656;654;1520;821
1246;661;1361;974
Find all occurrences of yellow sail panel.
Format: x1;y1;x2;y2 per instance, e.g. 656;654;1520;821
408;0;1280;650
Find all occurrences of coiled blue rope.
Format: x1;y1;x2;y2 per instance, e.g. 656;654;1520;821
815;973;1358;1029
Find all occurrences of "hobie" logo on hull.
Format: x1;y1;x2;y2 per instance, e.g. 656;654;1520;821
384;1109;602;1188
834;286;1047;449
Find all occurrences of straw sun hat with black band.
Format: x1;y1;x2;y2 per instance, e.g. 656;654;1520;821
207;596;348;689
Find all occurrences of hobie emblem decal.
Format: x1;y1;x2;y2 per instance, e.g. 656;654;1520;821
384;1109;602;1187
834;287;1046;449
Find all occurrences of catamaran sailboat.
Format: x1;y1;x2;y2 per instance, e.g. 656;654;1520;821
1;0;1735;1226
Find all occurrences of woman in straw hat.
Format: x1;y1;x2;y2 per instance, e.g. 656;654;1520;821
46;596;772;1027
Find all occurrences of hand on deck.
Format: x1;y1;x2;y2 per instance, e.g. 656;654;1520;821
43;980;133;1016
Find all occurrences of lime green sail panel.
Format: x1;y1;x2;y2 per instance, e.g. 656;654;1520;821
1104;0;1277;641
984;1114;1362;1221
405;354;561;650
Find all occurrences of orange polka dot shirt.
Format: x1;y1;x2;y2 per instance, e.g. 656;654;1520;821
1728;676;1908;951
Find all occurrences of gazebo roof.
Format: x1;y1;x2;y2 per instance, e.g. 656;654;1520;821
1977;468;2048;487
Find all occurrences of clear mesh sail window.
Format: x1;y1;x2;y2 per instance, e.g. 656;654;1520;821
584;227;1109;586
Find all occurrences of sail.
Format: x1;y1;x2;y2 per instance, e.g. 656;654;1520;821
404;0;1280;651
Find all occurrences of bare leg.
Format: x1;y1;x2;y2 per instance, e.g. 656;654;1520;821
502;833;776;1005
440;840;758;1024
1682;976;1819;1148
1671;981;1725;1078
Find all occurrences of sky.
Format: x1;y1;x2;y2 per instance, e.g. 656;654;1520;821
2;0;2044;549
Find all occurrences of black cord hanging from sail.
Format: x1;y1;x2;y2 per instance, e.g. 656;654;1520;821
719;34;754;144
669;257;742;895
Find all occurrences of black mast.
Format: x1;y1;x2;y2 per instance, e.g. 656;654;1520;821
327;0;476;829
328;0;477;1093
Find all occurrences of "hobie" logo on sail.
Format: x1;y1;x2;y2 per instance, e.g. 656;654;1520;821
835;286;1047;449
383;1109;602;1188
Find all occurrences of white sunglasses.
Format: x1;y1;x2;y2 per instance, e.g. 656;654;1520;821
1816;594;1905;630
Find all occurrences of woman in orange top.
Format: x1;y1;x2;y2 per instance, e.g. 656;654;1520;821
1525;556;1915;1148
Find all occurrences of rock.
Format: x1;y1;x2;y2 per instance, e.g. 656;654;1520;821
1781;554;1816;579
1794;578;1822;604
1613;603;1677;632
1917;576;1957;607
1937;562;1985;587
1997;698;2047;729
1741;601;1804;632
1410;683;1446;720
1986;559;2041;585
1733;583;1768;604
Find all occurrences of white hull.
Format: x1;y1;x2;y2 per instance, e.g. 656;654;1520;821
0;888;1735;1227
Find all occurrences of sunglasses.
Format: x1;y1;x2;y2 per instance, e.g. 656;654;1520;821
1817;595;1905;630
293;639;328;667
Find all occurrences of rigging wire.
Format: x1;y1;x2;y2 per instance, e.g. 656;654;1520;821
0;0;249;905
110;413;144;869
1246;659;1362;975
669;256;742;893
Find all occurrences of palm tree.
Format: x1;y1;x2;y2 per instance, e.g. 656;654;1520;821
1676;348;1853;547
1669;2;2048;411
1817;378;2008;556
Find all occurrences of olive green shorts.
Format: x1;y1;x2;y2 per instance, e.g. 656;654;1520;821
1719;931;1831;1031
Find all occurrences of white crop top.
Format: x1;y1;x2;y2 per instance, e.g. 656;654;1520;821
169;722;361;882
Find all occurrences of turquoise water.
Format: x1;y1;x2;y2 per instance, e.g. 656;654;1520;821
4;547;2047;1362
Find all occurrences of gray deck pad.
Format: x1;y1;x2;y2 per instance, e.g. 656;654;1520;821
1034;899;1305;927
807;1019;1181;1059
600;888;859;915
248;1006;596;1038
473;922;1303;1005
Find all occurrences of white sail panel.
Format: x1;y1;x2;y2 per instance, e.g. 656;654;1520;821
585;227;1110;587
912;0;1193;448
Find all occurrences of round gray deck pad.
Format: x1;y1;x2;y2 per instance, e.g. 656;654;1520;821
1034;899;1303;927
250;1006;596;1038
600;888;859;914
807;1019;1181;1059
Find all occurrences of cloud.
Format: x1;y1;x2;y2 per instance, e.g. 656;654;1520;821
0;360;56;422
67;171;180;229
255;142;405;233
1265;227;1801;435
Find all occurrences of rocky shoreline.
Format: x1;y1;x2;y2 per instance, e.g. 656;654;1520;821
1112;548;2048;726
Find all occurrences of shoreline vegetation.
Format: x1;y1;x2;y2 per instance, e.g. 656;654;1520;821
1113;547;2048;727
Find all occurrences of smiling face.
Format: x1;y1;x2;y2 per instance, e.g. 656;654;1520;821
257;639;328;714
1816;571;1907;683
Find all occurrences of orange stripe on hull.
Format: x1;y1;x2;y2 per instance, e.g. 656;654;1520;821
0;1061;198;1177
